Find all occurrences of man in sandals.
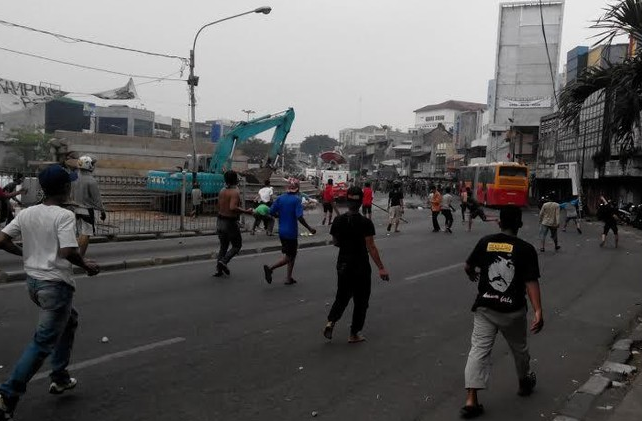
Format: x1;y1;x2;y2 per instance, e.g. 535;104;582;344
324;186;389;343
461;206;543;419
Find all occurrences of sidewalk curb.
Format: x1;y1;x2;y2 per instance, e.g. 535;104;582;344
555;323;640;421
0;239;332;284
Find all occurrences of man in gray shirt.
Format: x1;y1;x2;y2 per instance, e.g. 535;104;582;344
71;156;106;257
441;187;455;233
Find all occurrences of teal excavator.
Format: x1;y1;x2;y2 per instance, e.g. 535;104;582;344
146;108;295;195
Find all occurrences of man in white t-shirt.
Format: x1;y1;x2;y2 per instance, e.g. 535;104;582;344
0;164;100;420
257;179;274;205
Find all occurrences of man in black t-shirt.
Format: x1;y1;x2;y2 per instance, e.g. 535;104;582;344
324;186;389;343
460;206;543;419
598;196;619;248
387;181;404;233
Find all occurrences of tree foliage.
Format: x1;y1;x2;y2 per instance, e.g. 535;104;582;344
558;0;642;170
2;129;52;170
299;134;338;156
236;138;270;163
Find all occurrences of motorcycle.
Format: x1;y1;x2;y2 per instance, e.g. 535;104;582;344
617;203;635;225
631;204;642;229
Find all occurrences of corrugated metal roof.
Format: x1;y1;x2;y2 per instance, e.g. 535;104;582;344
413;100;487;113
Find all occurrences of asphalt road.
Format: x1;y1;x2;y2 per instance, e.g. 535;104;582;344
1;207;641;421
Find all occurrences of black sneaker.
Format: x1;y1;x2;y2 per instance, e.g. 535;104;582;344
49;377;78;395
387;224;392;232
0;395;15;421
263;265;273;284
518;372;536;396
218;261;230;275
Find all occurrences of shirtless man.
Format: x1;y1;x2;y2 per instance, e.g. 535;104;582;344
214;170;253;277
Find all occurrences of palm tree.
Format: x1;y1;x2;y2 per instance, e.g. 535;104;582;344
558;0;642;171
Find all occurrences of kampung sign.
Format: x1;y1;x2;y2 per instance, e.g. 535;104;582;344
0;78;67;113
0;77;139;114
498;96;553;109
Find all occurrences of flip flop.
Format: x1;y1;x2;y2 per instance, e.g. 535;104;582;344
348;335;366;343
284;279;298;285
460;404;484;419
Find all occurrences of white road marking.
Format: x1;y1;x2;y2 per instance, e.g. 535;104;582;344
404;263;464;281
31;337;186;381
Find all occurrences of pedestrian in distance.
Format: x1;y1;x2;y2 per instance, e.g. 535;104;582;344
428;185;442;232
466;187;488;232
561;197;582;234
387;180;404;233
0;164;101;421
0;174;27;227
324;186;389;343
362;181;374;220
214;170;254;277
251;202;275;236
70;156;106;257
460;185;469;223
321;179;335;225
461;205;543;419
598;196;619;248
441;187;455;233
538;194;561;253
190;182;203;219
264;178;317;285
257;179;274;206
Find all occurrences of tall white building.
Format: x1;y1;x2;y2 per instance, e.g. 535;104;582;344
339;125;387;147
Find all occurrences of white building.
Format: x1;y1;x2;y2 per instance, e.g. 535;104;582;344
413;100;487;131
339;125;387;147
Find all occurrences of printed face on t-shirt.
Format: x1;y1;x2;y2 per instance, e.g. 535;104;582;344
488;255;515;293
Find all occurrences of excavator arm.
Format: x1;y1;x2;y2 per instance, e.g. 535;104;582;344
208;108;295;177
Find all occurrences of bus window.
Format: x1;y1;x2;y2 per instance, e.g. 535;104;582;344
499;166;527;177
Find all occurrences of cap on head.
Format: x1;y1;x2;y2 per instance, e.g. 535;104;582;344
287;177;300;192
38;164;77;196
78;155;96;172
327;179;333;185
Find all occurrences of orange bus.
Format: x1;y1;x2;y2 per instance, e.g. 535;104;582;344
459;162;529;207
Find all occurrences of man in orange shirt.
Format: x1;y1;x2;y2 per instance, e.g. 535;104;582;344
428;185;442;232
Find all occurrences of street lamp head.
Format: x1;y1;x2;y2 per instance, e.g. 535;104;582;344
254;6;272;14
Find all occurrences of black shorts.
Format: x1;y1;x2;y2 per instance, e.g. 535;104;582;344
323;202;333;213
362;205;372;214
470;208;486;221
604;221;618;235
280;237;298;258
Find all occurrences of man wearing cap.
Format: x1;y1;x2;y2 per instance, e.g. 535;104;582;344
264;178;316;285
324;186;389;343
0;165;100;420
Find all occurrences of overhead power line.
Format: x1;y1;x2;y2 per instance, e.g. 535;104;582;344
0;45;186;81
0;18;187;62
539;0;560;108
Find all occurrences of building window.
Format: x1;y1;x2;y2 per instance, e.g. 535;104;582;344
435;115;445;121
425;116;435;122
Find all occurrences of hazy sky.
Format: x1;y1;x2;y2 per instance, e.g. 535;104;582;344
0;0;613;142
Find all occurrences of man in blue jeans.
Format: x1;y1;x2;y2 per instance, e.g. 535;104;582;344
0;164;100;420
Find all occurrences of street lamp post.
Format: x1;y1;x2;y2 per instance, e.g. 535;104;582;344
242;109;256;121
187;6;272;174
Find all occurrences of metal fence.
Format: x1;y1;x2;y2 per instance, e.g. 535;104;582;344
0;168;221;236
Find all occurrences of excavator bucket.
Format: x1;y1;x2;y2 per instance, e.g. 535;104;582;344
243;167;274;185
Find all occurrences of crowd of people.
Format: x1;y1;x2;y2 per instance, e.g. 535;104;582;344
0;164;630;420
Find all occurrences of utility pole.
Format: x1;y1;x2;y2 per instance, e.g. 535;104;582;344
242;109;256;121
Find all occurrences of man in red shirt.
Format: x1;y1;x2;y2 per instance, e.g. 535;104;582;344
321;179;335;225
361;181;373;220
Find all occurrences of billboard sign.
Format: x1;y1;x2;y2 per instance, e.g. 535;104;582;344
498;96;553;109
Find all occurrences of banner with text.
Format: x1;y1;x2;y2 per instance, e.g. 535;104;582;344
498;96;552;109
0;78;67;113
